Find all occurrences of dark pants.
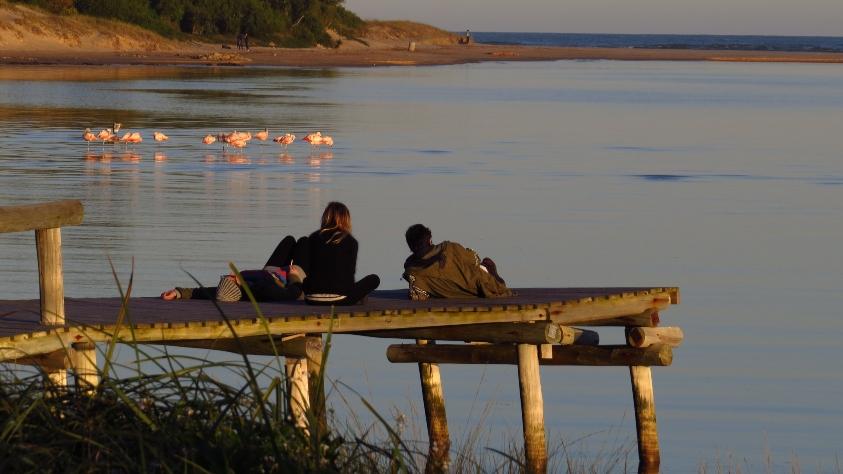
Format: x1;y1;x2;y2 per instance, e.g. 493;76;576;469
265;235;310;271
306;274;380;306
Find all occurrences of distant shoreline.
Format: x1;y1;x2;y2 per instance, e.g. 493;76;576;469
2;43;843;68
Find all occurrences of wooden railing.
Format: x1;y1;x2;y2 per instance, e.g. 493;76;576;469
0;200;85;384
0;199;83;326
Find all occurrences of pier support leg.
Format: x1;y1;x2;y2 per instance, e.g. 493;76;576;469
69;342;99;391
517;343;547;474
305;334;327;435
35;228;65;327
416;340;450;473
286;356;310;431
629;365;660;473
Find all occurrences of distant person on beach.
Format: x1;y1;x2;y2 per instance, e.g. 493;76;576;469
402;224;513;300
236;33;243;50
465;29;471;44
243;33;250;51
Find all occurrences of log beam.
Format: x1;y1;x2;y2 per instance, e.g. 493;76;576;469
417;340;450;473
627;327;684;348
387;344;672;367
0;200;83;233
358;322;598;346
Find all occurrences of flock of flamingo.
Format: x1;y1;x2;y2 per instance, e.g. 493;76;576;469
82;123;335;151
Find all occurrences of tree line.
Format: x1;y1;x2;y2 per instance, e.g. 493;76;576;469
14;0;364;47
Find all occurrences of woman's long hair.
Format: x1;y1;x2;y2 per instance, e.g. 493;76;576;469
319;201;352;244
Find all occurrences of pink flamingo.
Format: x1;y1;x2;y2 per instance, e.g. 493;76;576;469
321;135;334;147
273;133;296;149
302;132;323;147
82;128;96;148
153;131;169;143
254;128;269;141
120;132;142;145
228;138;248;150
202;134;217;145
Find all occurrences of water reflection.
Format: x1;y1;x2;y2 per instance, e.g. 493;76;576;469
224;153;250;164
154;152;167;162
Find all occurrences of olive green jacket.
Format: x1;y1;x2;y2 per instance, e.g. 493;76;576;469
403;241;513;299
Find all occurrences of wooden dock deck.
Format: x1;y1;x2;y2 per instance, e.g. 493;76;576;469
0;287;675;358
1;200;682;473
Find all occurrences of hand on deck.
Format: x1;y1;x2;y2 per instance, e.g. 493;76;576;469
161;288;180;300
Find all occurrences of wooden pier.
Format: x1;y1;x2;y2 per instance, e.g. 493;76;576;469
1;200;683;473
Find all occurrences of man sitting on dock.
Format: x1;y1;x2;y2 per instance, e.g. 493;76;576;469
403;224;513;300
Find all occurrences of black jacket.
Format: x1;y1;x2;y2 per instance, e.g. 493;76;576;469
303;230;358;295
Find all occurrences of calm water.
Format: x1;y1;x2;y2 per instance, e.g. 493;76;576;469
472;31;843;53
1;61;842;471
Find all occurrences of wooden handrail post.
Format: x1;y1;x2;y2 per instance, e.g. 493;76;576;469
517;343;547;473
286;356;310;431
629;365;660;473
416;339;450;473
35;227;65;326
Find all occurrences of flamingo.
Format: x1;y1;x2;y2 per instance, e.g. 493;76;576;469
254;128;269;141
120;132;142;145
82;128;96;148
153;131;169;143
302;132;323;147
96;129;114;144
321;135;334;147
272;133;295;149
203;134;217;145
228;138;248;150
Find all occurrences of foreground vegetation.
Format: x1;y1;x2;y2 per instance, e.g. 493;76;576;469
9;0;364;47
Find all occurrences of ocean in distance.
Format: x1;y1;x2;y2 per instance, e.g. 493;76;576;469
472;31;843;52
1;58;842;471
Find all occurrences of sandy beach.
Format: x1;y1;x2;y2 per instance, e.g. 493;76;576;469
1;2;842;68
3;42;843;68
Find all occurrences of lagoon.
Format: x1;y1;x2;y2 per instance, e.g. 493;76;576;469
1;60;842;471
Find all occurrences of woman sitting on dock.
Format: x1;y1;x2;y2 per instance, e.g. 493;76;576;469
302;201;380;305
403;223;513;300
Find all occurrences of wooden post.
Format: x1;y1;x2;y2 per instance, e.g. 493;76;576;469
417;340;450;473
286;356;309;431
69;342;99;390
629;365;660;473
304;334;327;434
517;344;547;474
35;227;65;326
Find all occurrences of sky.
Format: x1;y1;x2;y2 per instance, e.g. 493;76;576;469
344;0;843;37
